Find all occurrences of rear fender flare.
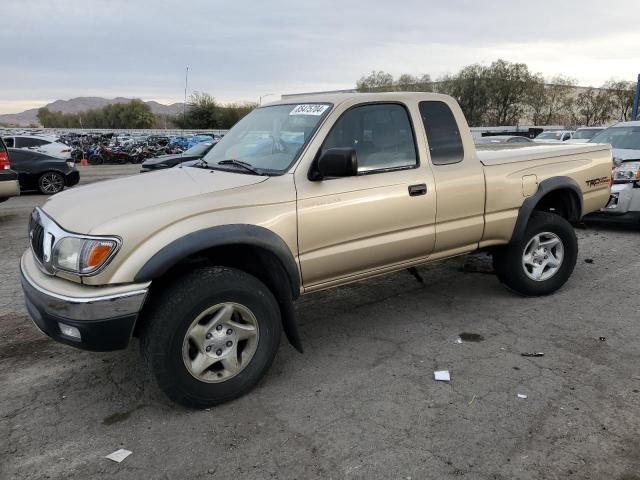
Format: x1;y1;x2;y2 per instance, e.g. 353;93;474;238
511;176;583;244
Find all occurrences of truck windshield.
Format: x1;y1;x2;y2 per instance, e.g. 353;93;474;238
537;131;563;140
202;103;332;175
590;126;640;150
572;128;601;140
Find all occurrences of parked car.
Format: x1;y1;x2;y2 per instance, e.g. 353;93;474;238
475;135;533;145
0;137;19;203
20;92;611;407
587;121;640;221
533;130;575;143
566;127;605;143
8;148;79;194
3;135;72;158
140;141;216;172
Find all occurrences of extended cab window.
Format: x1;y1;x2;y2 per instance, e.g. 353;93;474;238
322;103;417;173
419;101;464;165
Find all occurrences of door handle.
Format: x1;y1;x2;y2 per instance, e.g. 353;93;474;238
408;183;427;196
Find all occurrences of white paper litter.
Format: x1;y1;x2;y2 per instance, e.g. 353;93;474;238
105;449;132;463
455;337;463;344
434;370;450;382
517;393;528;399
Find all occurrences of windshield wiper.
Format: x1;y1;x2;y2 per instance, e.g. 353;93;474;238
217;159;264;175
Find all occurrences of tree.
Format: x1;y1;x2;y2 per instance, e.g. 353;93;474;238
174;92;257;129
216;103;257;129
435;64;490;126
604;80;636;121
484;59;537;126
174;92;220;129
525;75;576;125
356;71;394;92
574;87;614;126
394;73;432;92
36;100;153;128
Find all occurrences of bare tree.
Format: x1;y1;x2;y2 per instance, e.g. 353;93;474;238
356;71;394;92
604;80;636;121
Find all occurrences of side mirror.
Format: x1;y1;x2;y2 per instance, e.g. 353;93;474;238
311;148;358;181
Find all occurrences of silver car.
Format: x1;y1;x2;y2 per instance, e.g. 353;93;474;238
589;121;640;221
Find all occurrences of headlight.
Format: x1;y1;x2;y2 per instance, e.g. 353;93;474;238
52;237;119;274
612;161;640;183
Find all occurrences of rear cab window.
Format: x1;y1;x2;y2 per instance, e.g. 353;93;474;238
419;101;464;165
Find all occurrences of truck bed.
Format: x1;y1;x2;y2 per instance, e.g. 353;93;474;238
477;143;611;166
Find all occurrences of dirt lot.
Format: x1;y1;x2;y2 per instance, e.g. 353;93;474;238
1;165;640;479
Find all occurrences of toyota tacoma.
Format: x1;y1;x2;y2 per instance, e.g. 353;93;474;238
20;93;612;407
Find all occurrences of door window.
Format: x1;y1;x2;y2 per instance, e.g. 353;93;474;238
322;103;418;173
15;137;49;148
4;137;14;148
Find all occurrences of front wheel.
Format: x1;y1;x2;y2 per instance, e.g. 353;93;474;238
493;211;578;296
139;267;282;408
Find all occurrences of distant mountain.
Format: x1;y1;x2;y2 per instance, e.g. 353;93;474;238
0;97;185;126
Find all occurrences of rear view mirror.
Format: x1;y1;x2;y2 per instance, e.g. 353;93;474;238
311;148;358;180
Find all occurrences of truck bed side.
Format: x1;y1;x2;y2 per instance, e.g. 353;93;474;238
478;143;612;247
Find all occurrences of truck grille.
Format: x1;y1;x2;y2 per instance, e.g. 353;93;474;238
30;216;45;262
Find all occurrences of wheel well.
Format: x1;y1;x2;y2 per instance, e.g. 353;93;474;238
532;188;581;224
134;244;303;351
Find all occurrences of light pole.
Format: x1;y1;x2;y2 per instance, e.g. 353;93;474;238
259;93;275;106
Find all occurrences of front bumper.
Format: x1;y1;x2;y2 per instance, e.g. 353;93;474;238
598;183;640;216
65;170;80;187
20;252;149;351
0;169;20;200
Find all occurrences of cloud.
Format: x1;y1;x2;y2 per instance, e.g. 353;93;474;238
1;0;638;113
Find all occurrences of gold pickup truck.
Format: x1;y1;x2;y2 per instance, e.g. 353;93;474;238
20;93;612;407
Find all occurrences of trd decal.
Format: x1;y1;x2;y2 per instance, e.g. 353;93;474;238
585;177;609;188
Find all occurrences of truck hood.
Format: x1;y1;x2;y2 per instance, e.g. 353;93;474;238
42;167;267;233
612;148;640;161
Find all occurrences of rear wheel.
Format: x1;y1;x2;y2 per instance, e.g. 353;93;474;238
38;172;65;195
140;267;282;408
493;211;577;296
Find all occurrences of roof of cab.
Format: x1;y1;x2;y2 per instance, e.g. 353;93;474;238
264;91;453;107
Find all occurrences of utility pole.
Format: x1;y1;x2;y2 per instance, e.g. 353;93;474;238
183;67;189;127
632;73;640;121
259;93;275;106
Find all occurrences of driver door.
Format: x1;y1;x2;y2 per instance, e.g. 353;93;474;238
295;102;437;289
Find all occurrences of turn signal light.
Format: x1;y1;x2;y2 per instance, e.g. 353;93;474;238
86;242;115;268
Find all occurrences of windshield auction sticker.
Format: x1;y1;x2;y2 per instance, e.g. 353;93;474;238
289;104;329;116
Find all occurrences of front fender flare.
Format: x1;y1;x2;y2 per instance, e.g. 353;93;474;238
134;224;300;297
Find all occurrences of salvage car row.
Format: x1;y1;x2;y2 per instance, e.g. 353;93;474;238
0;137;79;201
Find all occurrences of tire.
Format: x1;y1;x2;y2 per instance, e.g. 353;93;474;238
88;154;103;165
139;267;282;408
38;172;65;195
492;211;577;296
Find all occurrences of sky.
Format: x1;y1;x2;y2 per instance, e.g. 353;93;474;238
1;0;639;114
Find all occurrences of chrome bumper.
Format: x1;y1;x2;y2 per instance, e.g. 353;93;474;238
20;251;150;351
21;262;148;321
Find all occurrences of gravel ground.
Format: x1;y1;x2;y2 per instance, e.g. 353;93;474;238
1;165;640;480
